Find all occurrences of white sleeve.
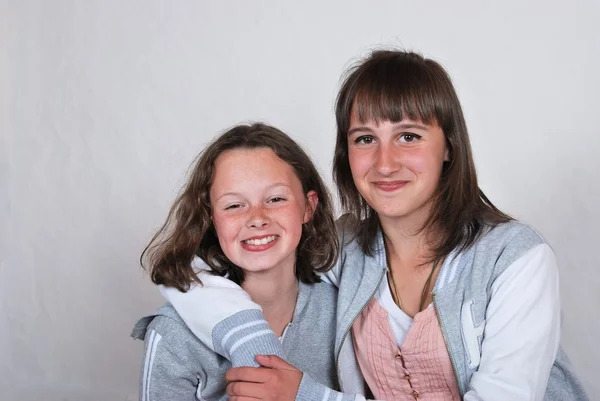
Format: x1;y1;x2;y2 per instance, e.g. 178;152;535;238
160;223;345;350
159;257;261;351
463;244;561;401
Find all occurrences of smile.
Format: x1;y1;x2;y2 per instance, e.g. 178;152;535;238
242;235;278;245
240;235;279;252
373;181;409;192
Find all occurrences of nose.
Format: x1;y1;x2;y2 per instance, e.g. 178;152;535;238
375;142;401;176
246;205;270;228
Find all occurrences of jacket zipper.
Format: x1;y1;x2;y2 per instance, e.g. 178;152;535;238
334;269;387;386
433;292;462;396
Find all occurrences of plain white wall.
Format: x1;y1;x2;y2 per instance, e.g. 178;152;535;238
3;1;599;400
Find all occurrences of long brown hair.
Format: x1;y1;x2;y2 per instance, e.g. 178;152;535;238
333;50;511;260
142;123;338;292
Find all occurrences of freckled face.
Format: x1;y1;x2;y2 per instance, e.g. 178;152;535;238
347;112;449;222
210;148;317;275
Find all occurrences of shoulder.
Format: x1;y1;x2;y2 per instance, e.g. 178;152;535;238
132;303;187;340
441;221;551;291
482;221;557;283
134;305;230;400
471;220;547;270
132;304;214;362
480;220;545;248
335;213;366;256
335;213;359;241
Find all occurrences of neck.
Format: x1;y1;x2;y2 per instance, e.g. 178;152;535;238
379;202;439;265
241;263;299;336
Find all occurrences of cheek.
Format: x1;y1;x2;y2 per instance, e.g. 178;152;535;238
211;215;224;236
212;215;236;243
411;157;430;176
348;151;368;181
282;207;307;239
405;151;443;178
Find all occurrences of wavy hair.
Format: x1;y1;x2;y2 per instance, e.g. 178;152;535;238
142;123;338;292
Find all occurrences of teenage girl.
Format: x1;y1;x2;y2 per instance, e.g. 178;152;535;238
161;51;588;401
132;123;342;400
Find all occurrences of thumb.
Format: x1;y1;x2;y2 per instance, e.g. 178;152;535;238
255;354;297;370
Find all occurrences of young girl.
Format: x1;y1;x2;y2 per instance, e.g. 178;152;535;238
160;51;589;400
131;123;342;400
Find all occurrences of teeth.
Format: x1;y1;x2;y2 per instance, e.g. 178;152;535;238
244;235;277;246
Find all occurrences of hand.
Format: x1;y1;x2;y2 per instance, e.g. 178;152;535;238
226;355;303;401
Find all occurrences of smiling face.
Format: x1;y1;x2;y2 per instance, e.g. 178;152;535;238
209;148;317;276
347;110;449;226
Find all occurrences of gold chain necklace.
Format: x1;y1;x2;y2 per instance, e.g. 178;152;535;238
387;258;440;314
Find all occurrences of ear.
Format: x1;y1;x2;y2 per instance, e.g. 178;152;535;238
303;190;319;223
444;147;450;162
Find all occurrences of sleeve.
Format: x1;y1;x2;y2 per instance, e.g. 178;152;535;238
161;276;379;401
463;243;561;401
139;328;199;401
159;267;263;350
159;214;350;366
158;230;379;400
160;267;285;367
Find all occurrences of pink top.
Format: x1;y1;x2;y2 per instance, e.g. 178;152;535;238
352;297;461;400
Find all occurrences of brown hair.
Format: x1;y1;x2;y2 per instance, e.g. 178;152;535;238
142;123;338;292
333;49;511;260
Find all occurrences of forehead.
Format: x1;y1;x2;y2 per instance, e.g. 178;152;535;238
346;77;443;132
211;148;300;190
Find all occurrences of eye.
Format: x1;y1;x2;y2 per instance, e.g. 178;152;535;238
354;135;375;145
224;203;243;210
399;133;421;143
268;197;286;204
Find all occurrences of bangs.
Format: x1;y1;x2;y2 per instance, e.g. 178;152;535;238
334;50;506;260
341;55;453;130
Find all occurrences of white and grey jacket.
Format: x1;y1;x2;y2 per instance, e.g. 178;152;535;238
161;218;589;401
132;280;340;400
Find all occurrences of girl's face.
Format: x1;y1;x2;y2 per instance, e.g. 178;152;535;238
347;110;449;224
210;148;317;276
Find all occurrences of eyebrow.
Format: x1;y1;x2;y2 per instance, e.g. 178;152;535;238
215;183;292;201
347;122;429;136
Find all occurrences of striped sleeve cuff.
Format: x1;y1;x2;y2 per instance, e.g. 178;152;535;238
297;373;357;401
212;309;284;367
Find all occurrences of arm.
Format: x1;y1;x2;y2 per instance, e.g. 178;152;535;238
463;244;561;401
160;265;285;367
226;355;378;401
160;214;350;363
139;327;199;400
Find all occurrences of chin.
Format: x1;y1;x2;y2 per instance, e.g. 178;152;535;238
374;205;411;217
238;264;271;273
238;265;273;273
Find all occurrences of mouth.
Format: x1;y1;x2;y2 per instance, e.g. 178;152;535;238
241;235;279;251
373;180;409;192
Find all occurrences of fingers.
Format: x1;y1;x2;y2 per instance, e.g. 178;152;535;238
226;363;302;401
226;366;274;383
255;355;295;370
226;381;266;397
